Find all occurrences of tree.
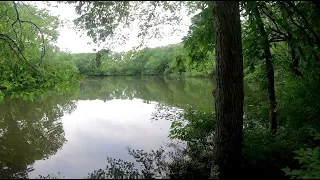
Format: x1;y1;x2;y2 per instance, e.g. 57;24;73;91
0;2;78;100
249;2;277;133
61;1;187;50
211;1;244;179
183;2;215;64
0;91;77;178
65;1;245;178
95;51;102;68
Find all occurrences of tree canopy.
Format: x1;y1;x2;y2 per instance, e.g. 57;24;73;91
1;0;320;179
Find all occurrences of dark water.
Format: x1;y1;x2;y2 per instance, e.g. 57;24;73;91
0;76;214;178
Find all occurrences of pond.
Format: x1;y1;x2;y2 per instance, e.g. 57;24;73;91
0;76;214;179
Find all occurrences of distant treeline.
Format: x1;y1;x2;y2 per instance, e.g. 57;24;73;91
64;43;215;77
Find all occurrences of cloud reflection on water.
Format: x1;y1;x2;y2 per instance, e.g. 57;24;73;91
28;99;171;178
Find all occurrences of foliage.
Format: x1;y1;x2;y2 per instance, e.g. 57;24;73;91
86;147;172;179
0;2;79;101
283;147;320;179
62;1;187;49
36;173;65;179
70;43;214;77
86;157;142;179
0;89;78;179
169;109;214;142
1;0;320;179
283;131;320;179
182;1;215;73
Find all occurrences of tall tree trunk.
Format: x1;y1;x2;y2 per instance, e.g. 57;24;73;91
252;4;277;133
279;4;302;76
288;40;302;76
281;8;302;77
286;32;302;76
211;1;244;179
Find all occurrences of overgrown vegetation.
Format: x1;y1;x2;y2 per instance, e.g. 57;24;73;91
1;0;320;179
0;2;79;101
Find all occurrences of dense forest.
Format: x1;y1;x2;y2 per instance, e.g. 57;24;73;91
1;1;320;179
70;43;214;77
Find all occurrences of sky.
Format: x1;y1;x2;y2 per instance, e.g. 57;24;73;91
31;2;192;53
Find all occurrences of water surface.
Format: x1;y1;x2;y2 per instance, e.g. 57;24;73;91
0;76;214;178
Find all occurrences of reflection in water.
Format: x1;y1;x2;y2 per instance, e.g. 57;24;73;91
29;99;172;178
0;76;214;178
0;92;77;178
79;76;214;111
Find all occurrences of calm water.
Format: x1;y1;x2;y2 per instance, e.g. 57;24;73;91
0;76;214;178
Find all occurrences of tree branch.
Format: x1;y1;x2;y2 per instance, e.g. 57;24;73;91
260;6;288;38
12;1;24;51
269;33;286;43
280;2;317;47
20;20;46;60
10;1;46;64
270;28;287;39
0;1;49;74
0;34;39;72
285;1;320;46
269;38;286;43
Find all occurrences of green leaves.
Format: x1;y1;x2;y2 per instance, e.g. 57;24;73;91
71;44;195;76
0;2;79;100
0;90;4;102
65;1;187;49
183;3;214;64
283;146;320;179
169;108;214;142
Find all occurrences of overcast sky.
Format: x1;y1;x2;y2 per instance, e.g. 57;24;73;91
31;2;192;53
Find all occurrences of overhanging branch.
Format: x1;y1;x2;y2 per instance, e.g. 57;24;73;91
279;2;316;47
285;1;320;46
260;6;288;39
0;33;39;72
11;1;46;64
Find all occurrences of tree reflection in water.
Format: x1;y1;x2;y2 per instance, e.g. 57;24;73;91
0;76;215;179
0;91;78;179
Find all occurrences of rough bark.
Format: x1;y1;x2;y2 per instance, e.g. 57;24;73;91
211;1;244;179
252;3;277;133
